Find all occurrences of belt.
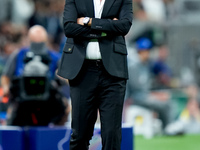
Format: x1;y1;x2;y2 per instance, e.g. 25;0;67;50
84;59;103;67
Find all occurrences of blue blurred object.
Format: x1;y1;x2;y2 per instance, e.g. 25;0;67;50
0;112;6;120
0;125;133;150
151;60;172;77
27;126;133;150
28;127;71;150
136;37;152;50
0;126;25;150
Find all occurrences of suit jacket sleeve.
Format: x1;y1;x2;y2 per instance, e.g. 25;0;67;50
91;0;133;36
63;0;104;39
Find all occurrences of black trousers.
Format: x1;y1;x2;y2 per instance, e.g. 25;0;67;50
69;59;126;150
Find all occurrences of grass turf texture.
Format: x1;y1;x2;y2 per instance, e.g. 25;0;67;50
134;134;200;150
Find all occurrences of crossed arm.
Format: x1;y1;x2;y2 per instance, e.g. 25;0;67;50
63;0;133;39
76;17;118;26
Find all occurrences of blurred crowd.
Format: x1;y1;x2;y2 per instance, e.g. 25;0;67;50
0;0;67;125
0;0;65;77
0;0;200;136
125;0;200;136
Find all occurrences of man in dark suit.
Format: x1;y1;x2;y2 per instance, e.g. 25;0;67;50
57;0;133;149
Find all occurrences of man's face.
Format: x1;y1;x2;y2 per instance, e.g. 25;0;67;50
138;50;150;62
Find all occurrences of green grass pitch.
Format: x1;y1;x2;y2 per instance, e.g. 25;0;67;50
134;134;200;150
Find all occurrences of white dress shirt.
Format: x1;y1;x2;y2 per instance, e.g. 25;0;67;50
85;0;105;60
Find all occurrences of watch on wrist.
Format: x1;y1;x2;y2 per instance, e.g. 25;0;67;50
83;17;90;26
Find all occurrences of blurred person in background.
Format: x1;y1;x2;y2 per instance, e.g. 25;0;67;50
0;0;66;53
182;85;200;132
132;0;167;22
184;85;200;125
165;84;200;135
28;0;65;51
151;44;173;89
132;0;148;21
126;0;164;48
0;25;70;126
126;37;173;129
142;0;167;23
0;22;29;77
10;0;34;25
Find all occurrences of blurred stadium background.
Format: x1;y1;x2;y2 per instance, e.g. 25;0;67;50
0;0;200;150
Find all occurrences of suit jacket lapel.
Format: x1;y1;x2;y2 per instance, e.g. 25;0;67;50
102;0;116;18
85;0;95;17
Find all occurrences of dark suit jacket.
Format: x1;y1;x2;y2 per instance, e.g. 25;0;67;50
57;0;133;80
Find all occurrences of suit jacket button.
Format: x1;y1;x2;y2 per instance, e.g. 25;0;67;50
68;48;72;51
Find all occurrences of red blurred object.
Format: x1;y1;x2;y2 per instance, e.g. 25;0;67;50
0;88;9;103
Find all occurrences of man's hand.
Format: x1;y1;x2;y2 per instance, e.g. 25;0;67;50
77;17;92;26
77;17;84;25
